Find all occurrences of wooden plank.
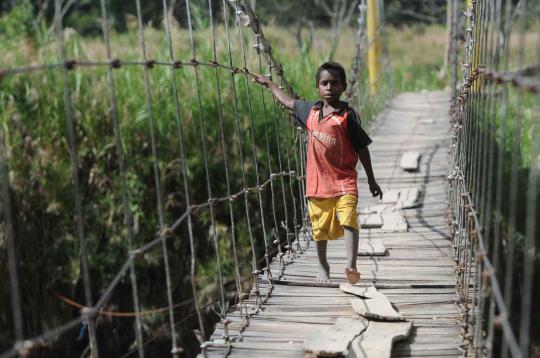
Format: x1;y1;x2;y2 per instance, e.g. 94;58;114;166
351;296;404;321
261;284;456;295
303;317;368;356
358;204;394;214
358;239;387;256
339;284;382;298
280;265;455;275
349;321;413;358
230;341;302;351
381;211;408;232
359;214;383;228
395;187;421;209
382;189;401;203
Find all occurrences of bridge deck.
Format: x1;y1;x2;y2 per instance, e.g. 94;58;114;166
206;91;462;357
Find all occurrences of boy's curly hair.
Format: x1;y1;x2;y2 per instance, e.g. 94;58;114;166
315;62;347;90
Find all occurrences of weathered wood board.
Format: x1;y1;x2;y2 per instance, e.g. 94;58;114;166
348;321;413;358
303;317;368;356
351;296;405;321
359;214;383;228
400;152;421;171
359;204;393;214
382;189;401;203
340;284;383;298
381;211;408;233
395;187;421;209
358;239;387;256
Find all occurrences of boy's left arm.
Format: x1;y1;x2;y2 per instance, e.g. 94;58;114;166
347;109;383;199
358;147;383;199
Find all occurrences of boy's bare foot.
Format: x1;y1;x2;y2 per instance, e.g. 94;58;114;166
316;262;331;283
345;267;361;284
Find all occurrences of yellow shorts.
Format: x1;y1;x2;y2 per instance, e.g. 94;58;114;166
307;194;358;241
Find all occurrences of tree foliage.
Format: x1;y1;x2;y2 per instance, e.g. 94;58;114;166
0;0;449;39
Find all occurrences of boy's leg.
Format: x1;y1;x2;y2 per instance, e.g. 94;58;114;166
307;197;333;283
343;226;360;283
334;194;361;284
315;240;331;283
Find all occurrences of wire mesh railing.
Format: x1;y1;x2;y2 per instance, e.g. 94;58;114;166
0;0;393;356
0;0;309;356
448;0;539;356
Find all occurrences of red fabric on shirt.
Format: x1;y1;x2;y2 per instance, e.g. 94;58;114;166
305;106;358;198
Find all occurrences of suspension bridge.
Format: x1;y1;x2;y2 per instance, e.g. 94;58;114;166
0;0;538;358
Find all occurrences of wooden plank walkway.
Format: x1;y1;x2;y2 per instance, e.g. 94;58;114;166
204;91;462;357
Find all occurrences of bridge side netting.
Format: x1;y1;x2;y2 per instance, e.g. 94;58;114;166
449;0;539;356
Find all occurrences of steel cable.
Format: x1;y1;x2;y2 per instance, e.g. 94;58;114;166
53;0;99;355
98;0;145;355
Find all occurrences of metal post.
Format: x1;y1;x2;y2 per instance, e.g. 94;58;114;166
367;0;382;95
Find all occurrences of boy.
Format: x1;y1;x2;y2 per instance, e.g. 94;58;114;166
255;62;382;284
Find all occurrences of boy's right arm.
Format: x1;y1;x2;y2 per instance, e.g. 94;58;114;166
255;75;295;110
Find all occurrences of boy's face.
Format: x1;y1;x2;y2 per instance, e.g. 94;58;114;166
317;69;344;104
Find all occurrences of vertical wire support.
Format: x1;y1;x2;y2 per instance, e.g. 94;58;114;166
275;107;296;258
290;115;306;249
98;0;144;356
206;0;243;320
482;0;498;258
160;0;206;345
297;127;308;233
518;5;540;353
232;1;273;282
462;1;477;349
475;0;497;353
0;124;24;343
254;30;282;265
486;0;510;355
267;66;291;263
450;0;459;101
471;0;485;345
222;0;262;312
346;0;367;111
132;0;178;350
513;0;531;355
270;80;301;255
53;0;98;356
500;1;526;356
471;1;487;352
183;0;227;319
280;98;300;257
285;116;301;254
482;0;501;350
453;0;473;354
